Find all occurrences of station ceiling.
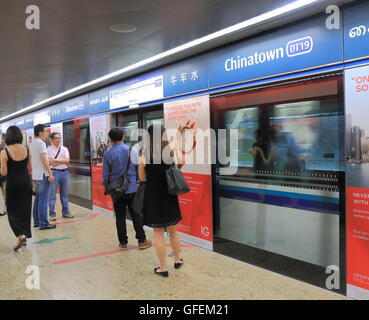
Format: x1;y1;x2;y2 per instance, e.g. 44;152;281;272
0;0;356;119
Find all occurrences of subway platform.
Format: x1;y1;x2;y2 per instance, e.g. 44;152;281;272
0;201;346;300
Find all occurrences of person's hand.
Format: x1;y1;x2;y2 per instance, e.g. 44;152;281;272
48;175;55;184
171;119;197;166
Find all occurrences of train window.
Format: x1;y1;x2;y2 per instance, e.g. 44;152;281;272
116;113;138;147
212;76;344;280
142;110;163;129
63;118;91;207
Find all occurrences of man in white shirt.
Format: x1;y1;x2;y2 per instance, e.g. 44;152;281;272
30;124;56;230
48;132;73;221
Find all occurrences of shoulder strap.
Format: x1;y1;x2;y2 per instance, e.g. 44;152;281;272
124;146;132;175
4;148;12;161
54;147;61;159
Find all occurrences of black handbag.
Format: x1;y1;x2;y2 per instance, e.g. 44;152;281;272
31;181;38;196
132;182;146;215
105;147;132;200
165;165;190;195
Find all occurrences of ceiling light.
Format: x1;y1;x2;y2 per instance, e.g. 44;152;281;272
0;0;320;123
110;24;137;33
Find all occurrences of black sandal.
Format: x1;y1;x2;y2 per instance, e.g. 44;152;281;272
174;258;184;269
0;212;6;216
154;267;169;277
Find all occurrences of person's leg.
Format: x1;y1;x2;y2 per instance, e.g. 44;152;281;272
59;171;71;216
113;197;128;245
38;176;51;228
153;228;167;271
0;184;6;214
167;225;182;264
126;194;146;243
48;171;59;217
32;181;41;226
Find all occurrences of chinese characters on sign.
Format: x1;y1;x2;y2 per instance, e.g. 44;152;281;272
170;69;199;86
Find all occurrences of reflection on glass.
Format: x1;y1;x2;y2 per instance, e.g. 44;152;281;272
63;119;91;204
213;77;344;270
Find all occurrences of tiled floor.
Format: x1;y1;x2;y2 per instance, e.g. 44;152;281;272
0;202;347;300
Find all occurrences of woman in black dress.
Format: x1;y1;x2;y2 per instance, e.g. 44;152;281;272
0;126;32;250
139;124;193;277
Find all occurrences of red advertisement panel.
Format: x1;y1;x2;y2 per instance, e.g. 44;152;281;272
177;173;213;242
164;95;213;250
347;187;369;291
89;114;113;217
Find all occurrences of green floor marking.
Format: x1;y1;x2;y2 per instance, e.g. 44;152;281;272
33;236;71;244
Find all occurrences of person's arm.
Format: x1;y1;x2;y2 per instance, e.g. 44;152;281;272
0;150;7;176
138;156;147;182
27;151;32;175
55;147;70;165
102;153;110;187
40;153;54;183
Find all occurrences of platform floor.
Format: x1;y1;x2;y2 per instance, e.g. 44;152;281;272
0;201;346;300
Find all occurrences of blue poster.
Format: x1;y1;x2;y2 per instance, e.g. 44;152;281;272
62;94;89;120
343;1;369;61
209;15;343;88
89;87;110;114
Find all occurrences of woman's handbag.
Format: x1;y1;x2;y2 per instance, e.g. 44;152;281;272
132;182;146;215
165;165;190;195
31;181;38;196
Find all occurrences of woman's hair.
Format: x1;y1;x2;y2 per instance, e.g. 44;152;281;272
5;126;23;145
145;124;173;164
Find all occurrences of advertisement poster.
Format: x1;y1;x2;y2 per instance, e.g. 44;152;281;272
345;65;369;300
164;95;213;250
50;122;64;145
89;114;113;217
25;128;34;148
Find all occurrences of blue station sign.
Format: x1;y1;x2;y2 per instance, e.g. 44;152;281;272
89;87;110;114
208;15;343;88
343;1;369;62
62;94;89;120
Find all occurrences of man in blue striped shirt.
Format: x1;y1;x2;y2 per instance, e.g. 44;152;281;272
103;127;151;251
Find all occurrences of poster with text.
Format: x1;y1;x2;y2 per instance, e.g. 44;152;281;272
345;65;369;300
89;114;114;217
50;122;64;146
164;95;213;250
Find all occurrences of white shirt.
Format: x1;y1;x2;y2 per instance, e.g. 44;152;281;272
48;145;69;170
30;137;48;180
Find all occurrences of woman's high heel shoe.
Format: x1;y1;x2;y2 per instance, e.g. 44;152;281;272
154;267;169;277
174;258;184;269
14;235;27;251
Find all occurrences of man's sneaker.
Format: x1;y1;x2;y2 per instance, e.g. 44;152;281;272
119;243;128;251
49;216;56;221
39;224;56;230
139;239;152;250
62;213;74;219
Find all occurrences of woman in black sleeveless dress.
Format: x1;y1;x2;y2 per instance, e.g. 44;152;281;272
139;124;194;277
0;126;32;250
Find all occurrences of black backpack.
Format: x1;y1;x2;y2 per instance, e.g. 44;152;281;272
105;147;132;200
